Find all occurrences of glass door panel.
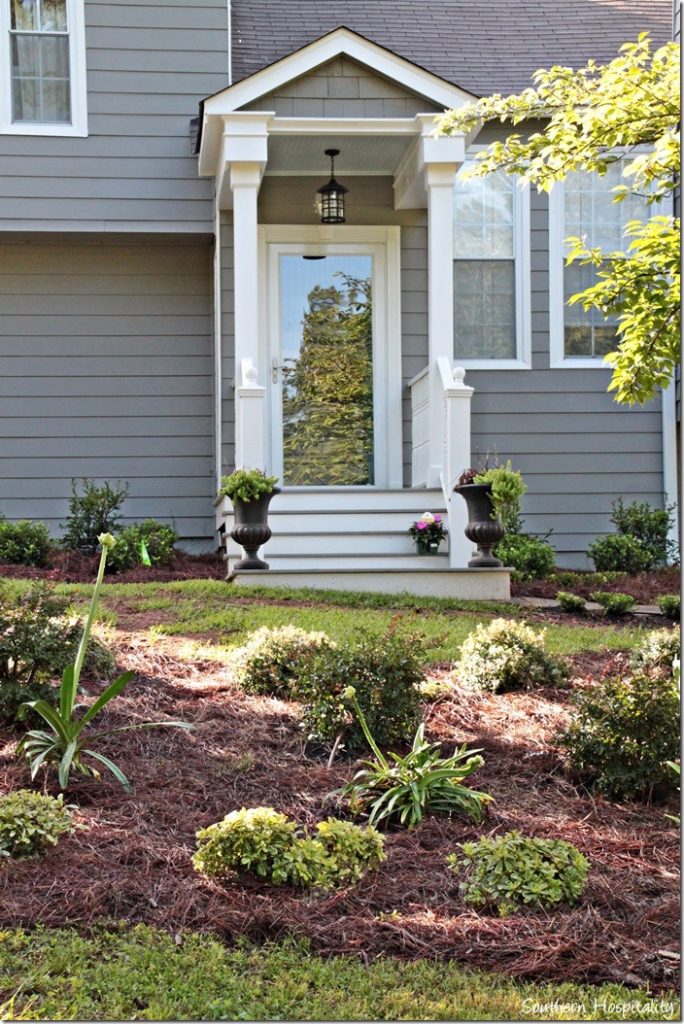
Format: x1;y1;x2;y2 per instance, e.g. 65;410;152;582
278;253;374;486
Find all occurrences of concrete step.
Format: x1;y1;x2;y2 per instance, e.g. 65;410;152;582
257;532;449;557
230;567;511;600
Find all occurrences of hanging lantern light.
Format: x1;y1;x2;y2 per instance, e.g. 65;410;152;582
317;148;348;224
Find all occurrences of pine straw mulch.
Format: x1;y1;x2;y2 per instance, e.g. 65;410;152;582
0;636;679;992
0;549;226;584
512;566;680;604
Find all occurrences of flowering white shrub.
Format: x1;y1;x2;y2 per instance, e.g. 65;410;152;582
455;618;568;693
230;625;335;697
631;629;680;674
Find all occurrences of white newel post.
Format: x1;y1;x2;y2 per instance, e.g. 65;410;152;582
442;363;474;567
236;358;266;471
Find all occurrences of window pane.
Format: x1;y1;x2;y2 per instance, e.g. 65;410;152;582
563;260;618;358
11;33;38;76
10;0;38;30
12;76;39;121
41;76;70;121
454;260;516;359
454;163;514;259
11;33;70;122
40;0;67;31
40;33;69;76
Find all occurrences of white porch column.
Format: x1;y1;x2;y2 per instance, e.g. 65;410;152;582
421;126;465;488
218;114;270;471
426;163;458;487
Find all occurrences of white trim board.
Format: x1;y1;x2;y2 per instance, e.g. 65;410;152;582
204;27;475;117
453;159;532;371
258;224;403;490
0;0;88;137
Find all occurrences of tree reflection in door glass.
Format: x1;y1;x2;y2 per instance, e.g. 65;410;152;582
281;256;374;485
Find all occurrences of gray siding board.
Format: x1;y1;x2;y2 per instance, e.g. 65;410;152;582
0;238;216;544
0;0;228;231
240;56;444;116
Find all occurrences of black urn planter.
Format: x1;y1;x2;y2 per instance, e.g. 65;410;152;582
230;488;280;570
452;483;505;568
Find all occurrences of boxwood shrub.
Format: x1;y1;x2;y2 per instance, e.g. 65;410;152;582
559;670;680;801
455;618;568;693
0;518;52;567
230;626;335;698
294;631;423;751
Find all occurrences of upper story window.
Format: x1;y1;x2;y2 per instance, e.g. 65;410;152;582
452;160;531;369
1;0;87;135
549;159;654;367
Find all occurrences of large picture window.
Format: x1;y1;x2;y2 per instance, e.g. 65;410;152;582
550;159;653;365
452;160;530;368
1;0;87;135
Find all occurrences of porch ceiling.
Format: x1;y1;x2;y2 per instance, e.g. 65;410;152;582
264;133;413;176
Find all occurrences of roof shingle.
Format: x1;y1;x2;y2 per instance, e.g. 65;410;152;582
231;0;673;96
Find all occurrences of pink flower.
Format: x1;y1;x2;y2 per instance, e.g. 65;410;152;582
434;514;442;523
416;521;427;530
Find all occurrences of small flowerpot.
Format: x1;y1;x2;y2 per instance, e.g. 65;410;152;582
453;483;505;567
414;537;442;556
230;488;280;570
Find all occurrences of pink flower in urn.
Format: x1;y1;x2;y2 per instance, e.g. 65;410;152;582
416;521;427;530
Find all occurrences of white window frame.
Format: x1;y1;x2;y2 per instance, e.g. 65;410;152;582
0;0;87;136
548;168;653;369
452;152;531;370
258;224;403;490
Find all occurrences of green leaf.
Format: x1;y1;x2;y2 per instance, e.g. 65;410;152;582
78;670;135;731
84;749;132;792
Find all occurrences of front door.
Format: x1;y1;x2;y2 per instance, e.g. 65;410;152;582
262;227;403;489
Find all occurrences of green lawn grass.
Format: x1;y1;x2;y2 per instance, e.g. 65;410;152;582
0;577;654;664
0;927;677;1022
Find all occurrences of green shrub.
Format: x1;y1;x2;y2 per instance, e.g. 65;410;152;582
455;618;568;693
610;498;676;568
449;831;589;916
658;594;681;620
62;479;129;553
193;807;385;889
630;629;680;673
313;818;386;883
560;670;680;801
294;631;423;751
0;584;116;727
0;518;52;567
218;470;279;503
587;533;651;574
474;460;527;533
230;626;335;698
495;533;555;580
556;591;587;614
341;690;490;829
0;790;73;858
591;591;635;617
106;520;178;573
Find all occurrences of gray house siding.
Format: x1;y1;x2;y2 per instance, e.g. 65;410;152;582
0;0;228;233
240;56;444;116
0;237;216;545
